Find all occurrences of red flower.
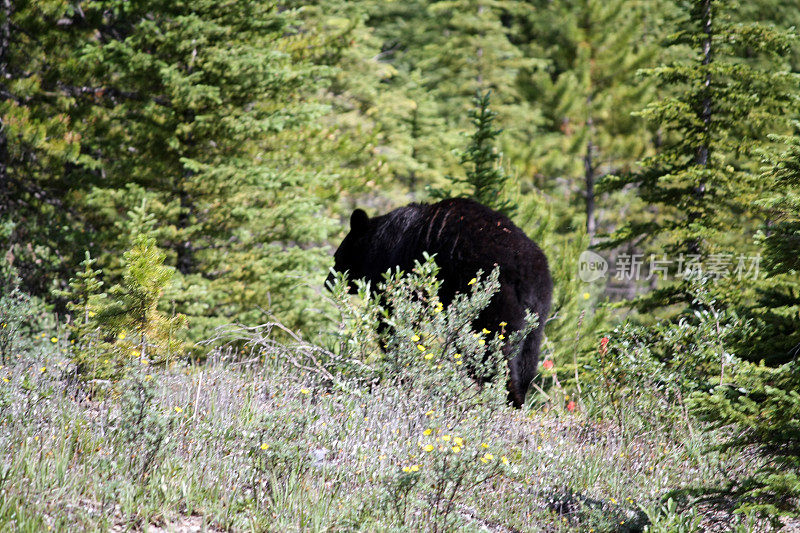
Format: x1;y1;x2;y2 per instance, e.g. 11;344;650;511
542;360;554;370
566;400;576;412
599;336;610;355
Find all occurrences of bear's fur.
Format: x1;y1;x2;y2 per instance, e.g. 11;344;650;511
328;198;552;408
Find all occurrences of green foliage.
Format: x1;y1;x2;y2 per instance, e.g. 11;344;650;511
690;360;800;521
0;0;87;297
599;0;797;313
515;192;609;395
326;255;536;409
508;0;657;233
684;129;800;521
439;91;517;217
0;261;51;364
641;498;702;532
101;234;187;365
738;127;800;363
53;251;112;385
56;232;187;389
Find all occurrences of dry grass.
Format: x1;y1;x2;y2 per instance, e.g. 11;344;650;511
0;330;786;532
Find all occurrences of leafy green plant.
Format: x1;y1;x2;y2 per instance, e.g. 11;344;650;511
100;233;188;366
0;260;53;365
641;498;702;533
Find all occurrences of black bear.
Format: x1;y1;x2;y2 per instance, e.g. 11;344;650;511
328;198;553;408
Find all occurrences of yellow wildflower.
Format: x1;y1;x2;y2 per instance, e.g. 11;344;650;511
423;444;434;452
499;321;507;327
424;353;434;360
451;446;461;453
482;328;490;334
117;331;126;340
423;428;432;436
441;435;450;442
454;437;463;446
412;334;420;342
501;456;509;465
300;388;310;395
481;442;489;448
174;406;183;413
50;337;58;344
468;278;477;285
417;344;426;352
410;465;419;472
478;339;485;346
260;443;269;450
40;367;46;373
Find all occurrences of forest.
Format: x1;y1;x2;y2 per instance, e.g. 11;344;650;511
1;0;799;531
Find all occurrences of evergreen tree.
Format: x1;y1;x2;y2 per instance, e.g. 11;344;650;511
63;1;368;338
54;251;110;383
508;0;657;235
439;92;516;216
737;129;800;362
690;360;800;522
362;0;539;197
0;0;86;296
101;233;187;364
599;0;796;314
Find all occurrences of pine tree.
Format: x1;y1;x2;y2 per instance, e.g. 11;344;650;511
53;251;109;383
690;360;800;522
736;129;800;362
599;0;796;314
506;0;658;221
62;1;368;338
0;1;86;296
442;92;517;217
362;0;539;197
101;234;187;364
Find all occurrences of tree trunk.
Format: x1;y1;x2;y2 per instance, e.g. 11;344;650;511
689;0;712;256
584;97;596;238
176;182;194;275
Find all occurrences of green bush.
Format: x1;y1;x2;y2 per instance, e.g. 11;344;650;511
0;260;53;364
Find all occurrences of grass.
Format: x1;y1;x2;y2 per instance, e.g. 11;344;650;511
0;329;784;532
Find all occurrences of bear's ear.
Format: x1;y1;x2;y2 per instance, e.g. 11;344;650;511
350;209;369;233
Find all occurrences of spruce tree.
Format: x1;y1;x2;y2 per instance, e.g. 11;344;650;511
65;1;364;338
508;0;657;235
449;92;517;217
0;1;86;296
599;0;796;314
362;0;539;196
690;359;800;522
746;129;800;362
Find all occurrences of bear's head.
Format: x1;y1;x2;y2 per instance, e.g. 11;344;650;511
326;208;372;293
